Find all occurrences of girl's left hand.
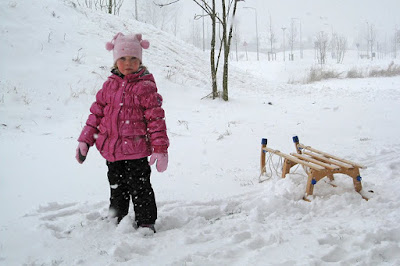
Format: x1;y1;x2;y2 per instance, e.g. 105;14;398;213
149;153;168;172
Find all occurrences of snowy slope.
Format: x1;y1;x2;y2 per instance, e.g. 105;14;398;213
1;0;400;265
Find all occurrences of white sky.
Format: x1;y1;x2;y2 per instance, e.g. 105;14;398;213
182;0;400;46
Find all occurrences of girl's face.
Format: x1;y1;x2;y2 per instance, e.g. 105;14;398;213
116;56;141;75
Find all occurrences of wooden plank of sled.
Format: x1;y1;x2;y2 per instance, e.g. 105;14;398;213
303;151;355;169
290;153;340;170
298;144;365;169
262;147;325;171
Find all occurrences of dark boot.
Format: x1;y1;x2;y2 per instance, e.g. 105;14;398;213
138;223;156;233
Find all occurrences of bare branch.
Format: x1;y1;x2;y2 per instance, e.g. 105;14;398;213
153;0;180;7
192;0;213;14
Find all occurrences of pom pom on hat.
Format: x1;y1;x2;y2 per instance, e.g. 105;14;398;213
141;40;150;49
106;32;150;63
105;42;114;51
134;33;150;49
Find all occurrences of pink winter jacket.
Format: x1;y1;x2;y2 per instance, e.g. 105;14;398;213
78;68;169;162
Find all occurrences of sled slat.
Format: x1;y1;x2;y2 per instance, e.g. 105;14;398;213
290;153;340;170
303;151;354;169
263;147;324;171
298;144;365;169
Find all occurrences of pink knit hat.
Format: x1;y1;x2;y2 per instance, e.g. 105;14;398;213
105;32;150;63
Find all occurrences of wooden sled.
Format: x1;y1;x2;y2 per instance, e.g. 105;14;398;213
260;136;368;201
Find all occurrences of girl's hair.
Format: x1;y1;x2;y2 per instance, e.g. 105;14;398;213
111;62;147;76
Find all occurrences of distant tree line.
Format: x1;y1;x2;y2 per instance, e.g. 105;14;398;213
74;0;124;15
72;0;400;99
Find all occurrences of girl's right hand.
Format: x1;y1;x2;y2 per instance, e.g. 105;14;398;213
76;142;89;164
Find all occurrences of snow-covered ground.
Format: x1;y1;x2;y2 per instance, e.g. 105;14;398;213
1;0;400;265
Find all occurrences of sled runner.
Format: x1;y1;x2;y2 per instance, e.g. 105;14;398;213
260;136;368;201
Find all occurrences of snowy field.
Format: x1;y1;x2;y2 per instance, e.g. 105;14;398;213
1;0;400;265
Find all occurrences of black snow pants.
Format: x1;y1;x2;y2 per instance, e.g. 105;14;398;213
106;158;157;225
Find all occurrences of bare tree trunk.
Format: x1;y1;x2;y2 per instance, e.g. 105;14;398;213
103;0;123;15
108;0;112;14
233;26;240;62
370;26;375;61
221;0;240;101
135;0;138;20
221;0;229;101
210;0;218;99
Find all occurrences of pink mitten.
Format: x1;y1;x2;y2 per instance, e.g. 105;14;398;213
76;142;89;164
149;153;168;172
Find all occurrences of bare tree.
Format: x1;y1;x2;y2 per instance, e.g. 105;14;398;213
266;15;277;61
288;19;297;61
394;28;400;58
142;2;177;32
156;0;244;101
192;20;203;47
172;11;179;37
232;24;241;61
332;33;347;63
314;31;329;66
365;22;376;60
192;0;242;101
155;0;218;98
397;29;400;43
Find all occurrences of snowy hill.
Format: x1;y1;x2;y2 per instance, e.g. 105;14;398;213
1;0;400;265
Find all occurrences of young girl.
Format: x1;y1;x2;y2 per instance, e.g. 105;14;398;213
76;32;169;233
